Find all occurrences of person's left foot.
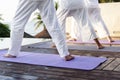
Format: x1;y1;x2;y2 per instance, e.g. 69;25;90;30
4;54;17;58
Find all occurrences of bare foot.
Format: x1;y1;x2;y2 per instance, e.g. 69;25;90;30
107;36;114;43
68;38;77;41
51;43;56;48
109;40;114;43
94;38;104;49
64;55;74;61
4;54;16;58
97;45;104;49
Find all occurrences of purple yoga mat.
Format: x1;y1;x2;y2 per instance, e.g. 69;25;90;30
0;50;107;70
67;40;120;45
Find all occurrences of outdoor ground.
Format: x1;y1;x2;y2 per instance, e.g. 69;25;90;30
0;38;120;80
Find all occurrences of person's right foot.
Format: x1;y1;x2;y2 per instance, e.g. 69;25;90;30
64;55;74;61
97;45;104;49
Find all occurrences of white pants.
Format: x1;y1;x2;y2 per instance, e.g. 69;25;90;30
70;0;110;40
57;7;97;41
7;0;69;58
87;0;110;38
88;7;110;38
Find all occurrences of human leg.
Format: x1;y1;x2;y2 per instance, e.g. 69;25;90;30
38;0;74;60
51;8;69;47
72;8;104;49
57;8;70;38
88;8;114;42
5;0;37;57
94;38;104;49
106;36;114;43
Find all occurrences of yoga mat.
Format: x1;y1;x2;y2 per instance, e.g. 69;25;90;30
67;40;120;45
0;50;107;70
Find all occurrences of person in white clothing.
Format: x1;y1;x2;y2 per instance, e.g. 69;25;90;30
70;0;113;43
56;0;104;49
86;0;114;42
4;0;74;61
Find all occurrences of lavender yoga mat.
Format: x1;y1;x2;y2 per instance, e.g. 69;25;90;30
67;40;120;45
0;50;107;70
